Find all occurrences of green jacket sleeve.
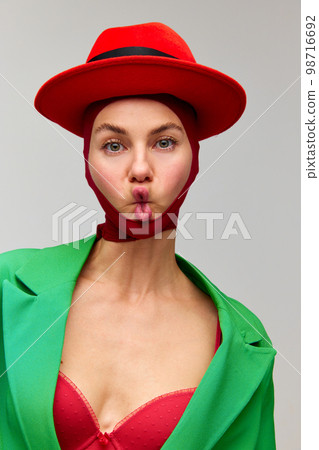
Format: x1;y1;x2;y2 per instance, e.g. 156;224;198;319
255;359;276;450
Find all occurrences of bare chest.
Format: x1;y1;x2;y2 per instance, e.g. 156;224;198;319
59;278;218;434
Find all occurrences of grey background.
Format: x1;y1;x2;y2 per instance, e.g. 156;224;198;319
0;1;300;448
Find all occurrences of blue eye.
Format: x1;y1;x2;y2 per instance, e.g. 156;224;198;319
156;138;176;149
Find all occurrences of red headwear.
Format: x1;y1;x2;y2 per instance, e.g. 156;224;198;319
34;22;246;141
83;94;200;241
34;22;246;242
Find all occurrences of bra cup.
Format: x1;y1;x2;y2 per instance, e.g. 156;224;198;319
54;373;196;449
53;315;221;449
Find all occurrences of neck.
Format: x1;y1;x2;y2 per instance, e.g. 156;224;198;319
80;229;189;304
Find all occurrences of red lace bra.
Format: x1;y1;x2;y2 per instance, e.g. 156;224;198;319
53;316;221;449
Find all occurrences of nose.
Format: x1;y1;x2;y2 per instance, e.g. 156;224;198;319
128;147;153;183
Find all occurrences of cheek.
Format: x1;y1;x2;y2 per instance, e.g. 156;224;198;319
161;152;192;196
88;151;123;200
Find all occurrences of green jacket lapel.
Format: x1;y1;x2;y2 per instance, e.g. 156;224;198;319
2;235;276;449
2;235;96;449
161;256;276;449
162;257;276;448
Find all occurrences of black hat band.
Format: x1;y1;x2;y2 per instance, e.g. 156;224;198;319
87;46;179;63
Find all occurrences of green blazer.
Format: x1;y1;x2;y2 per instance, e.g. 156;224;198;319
0;234;277;449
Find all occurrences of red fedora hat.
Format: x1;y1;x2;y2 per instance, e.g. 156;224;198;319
34;22;246;141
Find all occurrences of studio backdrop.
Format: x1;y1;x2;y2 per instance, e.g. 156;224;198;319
0;1;300;448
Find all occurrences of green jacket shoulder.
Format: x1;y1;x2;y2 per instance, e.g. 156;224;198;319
0;247;40;284
224;292;274;348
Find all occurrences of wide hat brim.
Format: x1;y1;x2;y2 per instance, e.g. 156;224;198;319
34;55;246;141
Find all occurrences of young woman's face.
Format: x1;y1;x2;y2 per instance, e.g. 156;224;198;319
88;97;193;220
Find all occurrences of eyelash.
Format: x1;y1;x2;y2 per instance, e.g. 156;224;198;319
101;137;179;154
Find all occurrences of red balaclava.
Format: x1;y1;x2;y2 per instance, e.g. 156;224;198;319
82;94;200;242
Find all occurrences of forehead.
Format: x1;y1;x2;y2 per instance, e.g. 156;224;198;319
93;97;182;126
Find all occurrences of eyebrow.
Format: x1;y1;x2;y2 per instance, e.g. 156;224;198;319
94;122;184;136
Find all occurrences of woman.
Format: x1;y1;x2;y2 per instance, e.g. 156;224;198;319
0;22;277;449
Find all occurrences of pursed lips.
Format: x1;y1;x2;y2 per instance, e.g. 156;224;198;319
132;186;149;203
132;186;152;221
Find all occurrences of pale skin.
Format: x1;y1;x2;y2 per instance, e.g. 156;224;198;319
60;98;219;434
